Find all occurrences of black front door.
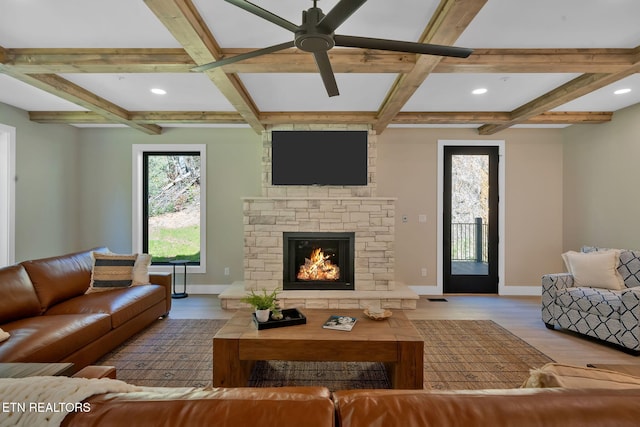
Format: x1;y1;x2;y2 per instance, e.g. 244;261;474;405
443;145;499;293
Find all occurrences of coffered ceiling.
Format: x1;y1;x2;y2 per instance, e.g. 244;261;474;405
0;0;639;135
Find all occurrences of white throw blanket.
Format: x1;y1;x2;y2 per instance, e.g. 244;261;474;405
0;376;140;427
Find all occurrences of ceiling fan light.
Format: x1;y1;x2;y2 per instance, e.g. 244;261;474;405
614;88;631;95
472;88;488;95
151;88;167;95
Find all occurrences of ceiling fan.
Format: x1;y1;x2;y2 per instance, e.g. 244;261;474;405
192;0;473;97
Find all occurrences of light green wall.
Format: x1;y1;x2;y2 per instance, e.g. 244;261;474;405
0;102;81;261
562;103;640;251
76;126;263;285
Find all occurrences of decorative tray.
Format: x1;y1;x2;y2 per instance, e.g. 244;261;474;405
252;308;307;330
363;308;393;321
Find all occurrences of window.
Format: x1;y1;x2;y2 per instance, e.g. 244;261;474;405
133;145;206;273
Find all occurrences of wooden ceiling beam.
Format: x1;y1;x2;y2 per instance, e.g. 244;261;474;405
2;47;636;74
4;48;195;73
29;111;113;124
392;111;612;125
3;72;161;134
479;65;640;135
437;48;637;73
219;49;417;74
27;110;612;127
131;111;246;123
260;112;375;125
478;44;640;134
524;111;613;124
144;0;264;133
29;111;247;124
374;0;488;135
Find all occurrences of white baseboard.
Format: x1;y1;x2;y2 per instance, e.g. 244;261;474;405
183;284;230;295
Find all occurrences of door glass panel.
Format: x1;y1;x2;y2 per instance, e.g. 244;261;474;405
450;154;489;276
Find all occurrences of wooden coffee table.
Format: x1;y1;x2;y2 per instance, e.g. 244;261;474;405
213;309;423;389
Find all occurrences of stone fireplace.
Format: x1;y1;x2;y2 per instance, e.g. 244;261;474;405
283;232;355;291
218;125;418;310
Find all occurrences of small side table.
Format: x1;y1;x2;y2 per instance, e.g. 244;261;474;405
169;260;189;299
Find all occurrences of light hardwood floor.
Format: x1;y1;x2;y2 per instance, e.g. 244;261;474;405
169;294;640;368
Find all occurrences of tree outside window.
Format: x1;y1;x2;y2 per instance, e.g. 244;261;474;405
132;144;206;272
144;152;201;264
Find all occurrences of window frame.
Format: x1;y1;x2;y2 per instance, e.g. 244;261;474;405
132;144;206;273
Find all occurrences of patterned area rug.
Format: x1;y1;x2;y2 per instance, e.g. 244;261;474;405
97;318;553;390
417;320;553;390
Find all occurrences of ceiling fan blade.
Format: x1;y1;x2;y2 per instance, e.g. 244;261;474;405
312;51;339;97
317;0;368;33
334;34;473;58
191;41;295;72
225;0;299;33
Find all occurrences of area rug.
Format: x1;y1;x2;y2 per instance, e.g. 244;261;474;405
96;318;553;390
416;320;553;390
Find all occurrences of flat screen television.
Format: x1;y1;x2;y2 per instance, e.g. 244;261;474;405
271;130;368;186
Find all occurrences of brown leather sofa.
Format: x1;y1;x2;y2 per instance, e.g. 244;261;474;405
57;386;640;427
0;248;171;373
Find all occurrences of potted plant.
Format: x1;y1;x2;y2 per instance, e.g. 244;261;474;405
241;288;279;322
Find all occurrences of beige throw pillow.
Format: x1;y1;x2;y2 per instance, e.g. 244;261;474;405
88;252;138;293
0;328;9;343
132;253;152;286
562;250;625;290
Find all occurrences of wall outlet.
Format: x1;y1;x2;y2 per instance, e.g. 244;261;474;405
224;267;230;276
418;214;427;223
421;268;428;277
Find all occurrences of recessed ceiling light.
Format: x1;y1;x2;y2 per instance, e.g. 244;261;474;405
150;88;167;95
614;88;631;95
472;88;488;95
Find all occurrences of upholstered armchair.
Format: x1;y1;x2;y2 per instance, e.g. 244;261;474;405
542;247;640;354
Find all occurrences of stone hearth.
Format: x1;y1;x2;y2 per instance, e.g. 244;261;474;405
218;126;418;310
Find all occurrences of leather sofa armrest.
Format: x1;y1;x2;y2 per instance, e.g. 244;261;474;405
150;272;172;316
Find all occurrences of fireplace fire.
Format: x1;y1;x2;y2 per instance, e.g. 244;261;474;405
283;232;355;290
297;248;340;281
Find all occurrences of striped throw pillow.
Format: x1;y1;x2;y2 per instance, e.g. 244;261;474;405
89;252;138;292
